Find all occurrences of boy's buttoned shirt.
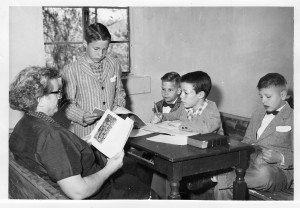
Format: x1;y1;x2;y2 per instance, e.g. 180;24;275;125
62;53;126;138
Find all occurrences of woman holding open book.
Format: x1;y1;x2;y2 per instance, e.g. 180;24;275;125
9;66;156;199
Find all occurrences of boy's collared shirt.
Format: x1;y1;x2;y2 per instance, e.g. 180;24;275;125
162;99;224;135
84;53;104;81
162;98;178;113
257;103;286;139
186;99;208;121
62;53;126;138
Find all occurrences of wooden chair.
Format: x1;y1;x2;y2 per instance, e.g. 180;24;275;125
220;112;294;200
9;151;68;199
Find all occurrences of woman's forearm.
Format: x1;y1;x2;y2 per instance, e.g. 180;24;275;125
57;166;112;199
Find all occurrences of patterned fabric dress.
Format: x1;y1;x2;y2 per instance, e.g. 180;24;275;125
62;53;126;138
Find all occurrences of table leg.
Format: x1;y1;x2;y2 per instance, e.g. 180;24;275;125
168;180;181;199
233;168;247;200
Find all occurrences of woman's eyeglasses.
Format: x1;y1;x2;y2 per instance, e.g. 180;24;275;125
49;90;63;99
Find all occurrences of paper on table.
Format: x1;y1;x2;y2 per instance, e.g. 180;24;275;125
142;121;197;137
146;135;188;145
130;128;154;137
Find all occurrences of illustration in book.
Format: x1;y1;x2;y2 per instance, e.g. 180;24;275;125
90;109;134;158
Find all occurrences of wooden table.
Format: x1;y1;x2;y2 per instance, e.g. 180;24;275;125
126;133;254;200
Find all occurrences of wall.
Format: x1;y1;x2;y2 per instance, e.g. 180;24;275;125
129;7;294;122
9;7;45;128
8;7;294;128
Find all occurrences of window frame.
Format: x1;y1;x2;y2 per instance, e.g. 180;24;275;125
43;6;131;73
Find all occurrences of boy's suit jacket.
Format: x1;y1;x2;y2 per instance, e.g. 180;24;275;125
243;103;293;183
154;97;181;113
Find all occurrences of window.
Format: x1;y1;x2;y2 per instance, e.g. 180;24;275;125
43;7;130;72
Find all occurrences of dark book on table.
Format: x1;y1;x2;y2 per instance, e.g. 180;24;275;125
187;133;229;149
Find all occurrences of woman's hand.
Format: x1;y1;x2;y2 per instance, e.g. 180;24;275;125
105;150;125;174
83;112;100;125
150;113;163;124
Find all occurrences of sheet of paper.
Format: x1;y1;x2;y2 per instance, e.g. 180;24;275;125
114;106;132;115
129;128;154;137
142;121;197;137
146;135;188;145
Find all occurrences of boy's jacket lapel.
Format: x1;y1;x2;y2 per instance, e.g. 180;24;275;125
80;59;97;79
257;104;292;141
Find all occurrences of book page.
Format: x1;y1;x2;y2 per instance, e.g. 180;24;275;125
129;128;154;137
146;135;188;145
114;106;146;128
92;107;105;116
90;110;134;158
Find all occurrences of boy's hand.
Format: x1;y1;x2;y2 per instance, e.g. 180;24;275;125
83;112;100;125
262;147;283;164
150;113;162;124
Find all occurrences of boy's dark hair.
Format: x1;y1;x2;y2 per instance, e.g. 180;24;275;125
257;73;287;90
85;23;111;44
161;72;181;85
181;71;211;98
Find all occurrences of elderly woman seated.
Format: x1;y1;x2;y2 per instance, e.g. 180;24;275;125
9;66;157;199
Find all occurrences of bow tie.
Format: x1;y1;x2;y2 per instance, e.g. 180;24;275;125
163;102;175;108
266;110;279;115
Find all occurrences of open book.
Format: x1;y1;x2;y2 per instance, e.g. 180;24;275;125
114;106;146;128
89;109;134;158
93;106;146;129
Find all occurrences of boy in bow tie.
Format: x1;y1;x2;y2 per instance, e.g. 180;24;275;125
150;71;223;198
214;73;293;200
151;71;223;134
152;72;182;115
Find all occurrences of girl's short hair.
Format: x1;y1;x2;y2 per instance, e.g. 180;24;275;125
9;66;60;113
85;23;111;44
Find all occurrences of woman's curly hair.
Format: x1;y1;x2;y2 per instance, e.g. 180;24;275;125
9;66;60;113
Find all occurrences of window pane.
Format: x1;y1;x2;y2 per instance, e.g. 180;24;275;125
96;8;128;41
109;43;129;72
43;8;83;42
45;44;84;70
89;8;96;24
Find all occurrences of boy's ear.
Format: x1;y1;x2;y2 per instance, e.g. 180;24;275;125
280;90;288;100
177;88;182;95
197;91;205;99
